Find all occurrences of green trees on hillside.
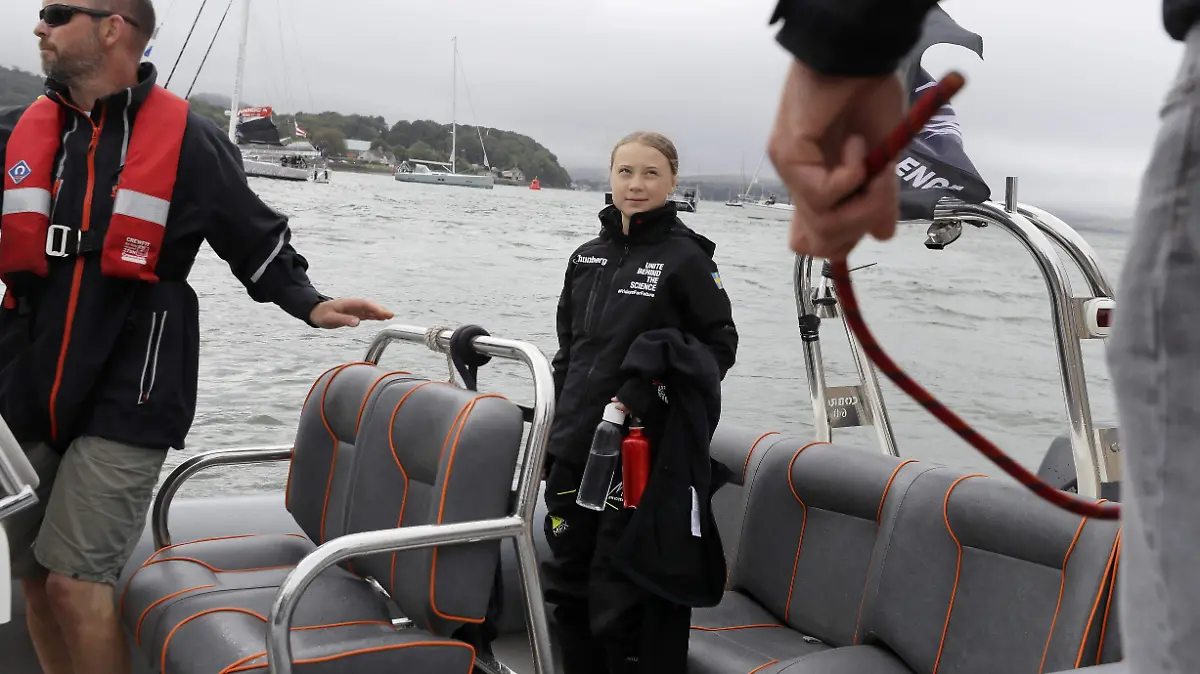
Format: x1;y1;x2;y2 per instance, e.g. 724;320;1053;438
0;66;47;108
0;65;572;187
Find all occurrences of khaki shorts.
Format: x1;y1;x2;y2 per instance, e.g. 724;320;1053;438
5;436;167;585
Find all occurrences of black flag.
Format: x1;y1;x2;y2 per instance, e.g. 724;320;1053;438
896;7;991;220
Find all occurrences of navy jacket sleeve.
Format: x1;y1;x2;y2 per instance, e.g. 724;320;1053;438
675;254;738;379
184;115;329;325
770;0;938;77
551;257;574;402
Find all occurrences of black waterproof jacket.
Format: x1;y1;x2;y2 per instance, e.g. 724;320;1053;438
548;202;737;464
0;64;328;451
608;328;729;609
770;0;1199;76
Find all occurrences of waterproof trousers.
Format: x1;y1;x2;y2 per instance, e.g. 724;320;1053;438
540;458;692;674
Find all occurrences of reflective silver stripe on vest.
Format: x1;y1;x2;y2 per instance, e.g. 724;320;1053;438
1;188;52;217
113;189;170;227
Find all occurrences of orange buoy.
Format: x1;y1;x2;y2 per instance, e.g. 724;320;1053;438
530;177;541;190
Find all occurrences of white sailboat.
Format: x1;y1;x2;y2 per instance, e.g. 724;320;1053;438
225;0;311;182
738;151;795;220
395;37;495;190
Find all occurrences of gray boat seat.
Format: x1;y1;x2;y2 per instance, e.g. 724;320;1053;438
1048;663;1129;673
119;362;526;672
852;466;1121;674
707;425;786;573
688;440;927;674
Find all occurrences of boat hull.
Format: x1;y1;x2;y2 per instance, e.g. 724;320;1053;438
394;172;495;189
244;159;311;182
741;201;795;221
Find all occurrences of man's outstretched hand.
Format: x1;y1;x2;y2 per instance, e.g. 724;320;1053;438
768;60;906;259
309;298;395;329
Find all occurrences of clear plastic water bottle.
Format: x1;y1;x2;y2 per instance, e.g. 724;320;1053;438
576;402;627;511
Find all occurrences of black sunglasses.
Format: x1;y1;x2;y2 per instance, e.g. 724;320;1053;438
39;4;140;29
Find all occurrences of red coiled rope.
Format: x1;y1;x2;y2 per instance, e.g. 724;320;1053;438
826;71;1121;520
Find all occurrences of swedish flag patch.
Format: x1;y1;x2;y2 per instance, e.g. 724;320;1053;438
711;272;724;290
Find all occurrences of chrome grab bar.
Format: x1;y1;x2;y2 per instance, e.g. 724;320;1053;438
151;445;294;550
0;413;39;523
0;485;38;523
791;177;1114;497
794;256;899;456
262;324;555;674
930;193;1109;496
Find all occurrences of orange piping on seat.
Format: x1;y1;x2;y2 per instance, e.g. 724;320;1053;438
135;584;214;645
317;362;376;543
742;431;780;483
931;473;985;674
223;640;476;673
748;661;780;674
782;441;829;623
1077;527;1122;667
1096;530;1122;664
382;381;440;592
1040;516;1089;673
853;458;918;644
429;393;507;625
287;363;354;510
161;607;268;673
119;533;308;614
354;370;411;434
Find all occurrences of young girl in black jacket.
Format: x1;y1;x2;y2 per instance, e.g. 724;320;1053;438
541;131;738;674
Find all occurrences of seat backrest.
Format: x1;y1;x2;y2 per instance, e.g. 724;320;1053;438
345;378;525;636
729;440;928;647
285;363;414;545
858;468;1121;674
1097;539;1122;665
708;425;785;573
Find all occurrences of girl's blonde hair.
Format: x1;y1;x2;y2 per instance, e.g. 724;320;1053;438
609;131;679;176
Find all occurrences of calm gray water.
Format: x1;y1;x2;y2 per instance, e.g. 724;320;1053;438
169;171;1128;494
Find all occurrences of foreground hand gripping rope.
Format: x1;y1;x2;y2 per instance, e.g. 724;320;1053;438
827;71;1121;521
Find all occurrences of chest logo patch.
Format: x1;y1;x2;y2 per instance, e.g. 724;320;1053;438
712;271;724;290
619;261;663;298
7;160;32;186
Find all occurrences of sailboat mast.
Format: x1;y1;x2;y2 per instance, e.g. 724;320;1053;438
451;36;457;175
227;0;251;145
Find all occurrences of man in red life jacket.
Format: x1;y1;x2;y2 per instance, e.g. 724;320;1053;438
1;2;393;672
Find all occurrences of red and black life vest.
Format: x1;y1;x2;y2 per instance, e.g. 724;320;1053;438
0;85;190;285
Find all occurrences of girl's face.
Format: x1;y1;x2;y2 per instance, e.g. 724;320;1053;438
610;142;677;219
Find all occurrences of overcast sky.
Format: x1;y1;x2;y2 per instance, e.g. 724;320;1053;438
0;0;1182;210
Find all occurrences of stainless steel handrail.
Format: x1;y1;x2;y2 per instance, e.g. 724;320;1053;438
1016;204;1115;298
151;445;293;549
267;517;525;671
791;179;1112;496
0;485;38;522
931;197;1106;495
794;258;899;456
258;324;557;674
0;413;39;523
793;256;832;441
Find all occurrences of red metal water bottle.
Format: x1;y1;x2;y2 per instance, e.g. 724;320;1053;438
622;427;651;508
